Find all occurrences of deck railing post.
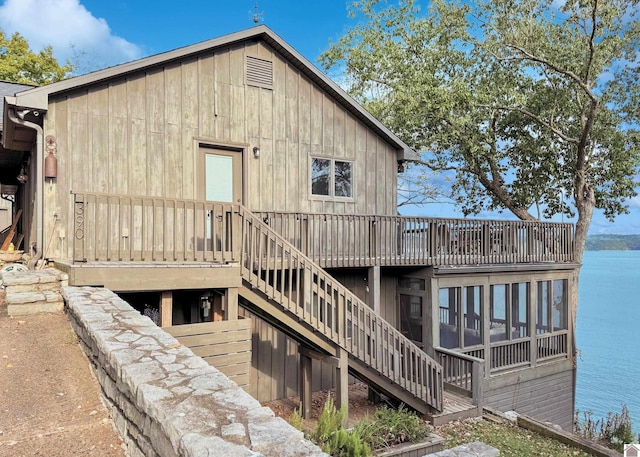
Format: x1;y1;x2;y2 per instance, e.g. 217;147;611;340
472;359;485;407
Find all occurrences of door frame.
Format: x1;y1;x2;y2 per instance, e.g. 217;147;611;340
195;140;247;205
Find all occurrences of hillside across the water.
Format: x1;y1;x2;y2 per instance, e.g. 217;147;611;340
586;234;640;250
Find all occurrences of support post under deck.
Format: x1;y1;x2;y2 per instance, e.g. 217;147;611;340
160;291;172;327
300;353;312;419
335;347;349;425
225;287;239;320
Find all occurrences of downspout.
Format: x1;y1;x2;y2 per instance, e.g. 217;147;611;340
7;108;44;260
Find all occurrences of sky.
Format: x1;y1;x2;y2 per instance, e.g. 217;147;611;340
0;0;638;234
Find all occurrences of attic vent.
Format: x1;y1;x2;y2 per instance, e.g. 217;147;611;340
246;55;273;89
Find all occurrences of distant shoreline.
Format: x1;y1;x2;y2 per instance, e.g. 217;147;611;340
586;234;640;251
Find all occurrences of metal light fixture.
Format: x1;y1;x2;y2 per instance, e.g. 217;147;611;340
16;162;28;183
200;291;212;318
16;109;40;120
253;146;260;158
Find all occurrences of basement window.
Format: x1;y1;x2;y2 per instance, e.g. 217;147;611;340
311;158;353;199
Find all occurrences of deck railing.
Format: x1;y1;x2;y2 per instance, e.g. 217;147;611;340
258;211;575;267
435;347;484;406
239;206;443;412
72;192;241;262
72;191;444;411
537;331;569;361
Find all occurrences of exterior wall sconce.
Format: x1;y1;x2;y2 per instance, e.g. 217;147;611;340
44;135;58;179
200;291;213;318
253;146;260;158
16;162;28;183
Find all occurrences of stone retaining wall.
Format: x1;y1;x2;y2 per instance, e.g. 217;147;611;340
63;286;326;457
4;269;66;316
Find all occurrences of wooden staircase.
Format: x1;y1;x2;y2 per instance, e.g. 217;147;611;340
237;206;444;414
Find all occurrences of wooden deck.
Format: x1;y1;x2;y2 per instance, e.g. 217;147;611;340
427;391;480;426
54;259;242;291
63;192;577;417
70;192;575;268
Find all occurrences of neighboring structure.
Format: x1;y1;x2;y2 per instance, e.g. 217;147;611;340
0;26;578;429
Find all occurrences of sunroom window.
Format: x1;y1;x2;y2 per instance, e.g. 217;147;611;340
439;285;483;349
536;279;567;334
489;282;529;342
311;158;353;198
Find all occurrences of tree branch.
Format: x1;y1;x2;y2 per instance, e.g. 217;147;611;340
487;104;581;143
503;43;598;103
584;0;598;84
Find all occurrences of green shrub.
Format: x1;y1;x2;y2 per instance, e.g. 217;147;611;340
353;404;432;450
312;397;347;444
290;406;304;432
308;396;371;457
324;428;371;457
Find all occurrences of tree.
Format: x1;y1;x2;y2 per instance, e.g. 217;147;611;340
0;29;72;85
320;0;640;264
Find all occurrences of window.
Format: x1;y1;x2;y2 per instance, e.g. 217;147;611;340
311;158;353;198
439;285;483;349
489;282;529;342
536;279;567;334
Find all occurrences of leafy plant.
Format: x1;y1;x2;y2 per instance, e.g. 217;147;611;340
290;406;304;432
354;404;432;450
324;428;371;457
312;396;346;444
305;396;371;457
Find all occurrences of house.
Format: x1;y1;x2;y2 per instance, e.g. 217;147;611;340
0;26;578;429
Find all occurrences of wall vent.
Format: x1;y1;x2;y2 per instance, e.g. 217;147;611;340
246;55;273;89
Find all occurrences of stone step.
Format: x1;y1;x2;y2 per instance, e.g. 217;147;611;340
6;290;64;316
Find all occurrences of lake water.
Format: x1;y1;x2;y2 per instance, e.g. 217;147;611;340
576;250;640;433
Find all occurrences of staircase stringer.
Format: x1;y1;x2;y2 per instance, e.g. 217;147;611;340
237;205;444;412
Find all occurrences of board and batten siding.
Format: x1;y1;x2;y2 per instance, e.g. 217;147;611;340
238;306;340;402
327;268;399;328
44;40;400;260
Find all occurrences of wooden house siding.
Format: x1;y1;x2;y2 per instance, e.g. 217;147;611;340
484;365;575;431
327;268;399;327
44;40;399;260
166;318;252;391
238;306;339;402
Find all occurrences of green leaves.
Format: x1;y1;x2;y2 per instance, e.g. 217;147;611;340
0;29;72;85
322;0;640;257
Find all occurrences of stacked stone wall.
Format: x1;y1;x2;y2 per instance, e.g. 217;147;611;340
63;286;326;457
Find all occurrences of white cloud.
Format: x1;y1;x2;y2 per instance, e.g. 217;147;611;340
0;0;143;72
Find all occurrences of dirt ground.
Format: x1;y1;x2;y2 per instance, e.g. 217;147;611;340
264;382;395;430
0;298;125;457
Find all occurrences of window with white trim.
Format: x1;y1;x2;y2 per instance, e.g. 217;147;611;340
311;158;353;198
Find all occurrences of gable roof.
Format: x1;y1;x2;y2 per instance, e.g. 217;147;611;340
4;26;419;161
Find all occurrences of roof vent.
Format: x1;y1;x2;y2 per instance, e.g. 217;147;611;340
246;55;273;89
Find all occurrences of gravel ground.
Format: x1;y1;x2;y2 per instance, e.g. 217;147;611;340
0;300;125;457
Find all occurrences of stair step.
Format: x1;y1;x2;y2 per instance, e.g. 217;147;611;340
427;392;480;426
6;290;64;316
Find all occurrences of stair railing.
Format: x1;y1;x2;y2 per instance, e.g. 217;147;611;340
239;205;443;411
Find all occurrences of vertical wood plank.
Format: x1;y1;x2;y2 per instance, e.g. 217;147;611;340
160;291;173;327
127;75;147;195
